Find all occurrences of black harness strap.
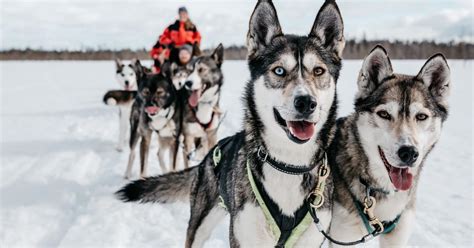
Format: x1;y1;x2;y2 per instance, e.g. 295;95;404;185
256;146;322;175
213;131;245;208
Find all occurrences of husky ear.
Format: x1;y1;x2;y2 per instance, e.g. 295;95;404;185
170;62;177;71
192;43;202;57
115;58;123;71
160;61;172;78
211;43;224;67
247;0;283;57
357;45;393;98
132;59;146;80
416;54;450;105
309;0;345;58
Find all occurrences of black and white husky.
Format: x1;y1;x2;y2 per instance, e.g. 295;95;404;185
117;0;345;247
181;44;224;168
124;68;177;179
328;46;451;246
103;59;142;151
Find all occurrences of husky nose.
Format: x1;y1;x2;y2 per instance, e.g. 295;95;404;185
294;95;317;115
398;146;419;166
124;80;129;86
185;81;193;88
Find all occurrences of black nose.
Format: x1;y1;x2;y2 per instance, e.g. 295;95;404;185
124;80;129;86
397;146;419;166
294;95;317;115
185;81;193;88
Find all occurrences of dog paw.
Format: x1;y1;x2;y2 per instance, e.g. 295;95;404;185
106;98;117;106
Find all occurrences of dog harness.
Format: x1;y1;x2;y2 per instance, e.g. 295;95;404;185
355;178;402;235
148;106;175;136
212;131;245;209
189;99;219;130
212;134;329;248
307;176;403;246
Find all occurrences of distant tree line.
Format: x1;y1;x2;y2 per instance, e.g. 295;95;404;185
1;40;472;60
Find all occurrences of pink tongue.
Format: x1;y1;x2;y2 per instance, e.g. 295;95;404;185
389;167;413;191
287;121;315;141
188;90;200;107
145;106;159;114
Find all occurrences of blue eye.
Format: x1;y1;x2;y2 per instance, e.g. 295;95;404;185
273;67;286;76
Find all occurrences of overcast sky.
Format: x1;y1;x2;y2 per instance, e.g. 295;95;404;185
1;0;472;50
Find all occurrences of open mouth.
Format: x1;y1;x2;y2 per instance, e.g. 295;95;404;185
188;89;201;108
378;146;413;191
145;106;160;116
273;108;316;144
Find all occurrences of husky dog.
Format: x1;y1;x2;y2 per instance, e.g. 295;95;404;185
169;62;191;90
181;44;224;168
117;0;345;247
124;70;177;179
104;59;143;151
328;46;450;246
115;58;139;91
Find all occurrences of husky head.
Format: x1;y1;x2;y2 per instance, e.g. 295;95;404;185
137;66;176;118
355;45;450;191
115;59;140;90
167;62;191;90
115;58;140;91
246;0;344;150
184;44;224;108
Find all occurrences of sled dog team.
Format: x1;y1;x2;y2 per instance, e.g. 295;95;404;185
111;0;451;247
104;45;224;178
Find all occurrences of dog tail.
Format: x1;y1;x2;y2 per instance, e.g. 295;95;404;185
115;167;198;204
103;90;136;106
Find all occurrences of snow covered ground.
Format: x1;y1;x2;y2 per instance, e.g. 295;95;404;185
1;60;472;247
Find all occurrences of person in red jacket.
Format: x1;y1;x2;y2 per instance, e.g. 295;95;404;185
151;7;201;72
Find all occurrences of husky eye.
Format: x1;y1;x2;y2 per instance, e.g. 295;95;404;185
156;89;165;96
129;73;133;76
121;73;125;77
273;67;286;76
142;88;150;96
376;110;391;120
314;67;325;76
416;113;428;121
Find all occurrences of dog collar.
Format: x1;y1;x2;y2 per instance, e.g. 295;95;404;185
256;146;322;175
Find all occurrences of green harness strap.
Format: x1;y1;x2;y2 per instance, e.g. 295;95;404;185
354;201;401;235
213;147;227;210
246;160;322;248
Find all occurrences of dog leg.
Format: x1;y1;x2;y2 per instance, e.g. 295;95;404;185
168;137;176;171
186;206;226;248
183;136;194;169
139;129;152;178
379;209;414;247
157;136;168;173
125;130;139;180
117;104;132;152
185;166;222;248
116;107;125;152
206;129;218;152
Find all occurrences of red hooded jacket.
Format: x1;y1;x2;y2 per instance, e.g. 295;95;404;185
150;20;201;59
